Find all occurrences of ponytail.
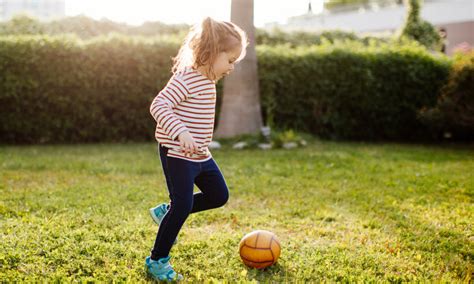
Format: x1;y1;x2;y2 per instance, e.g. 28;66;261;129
172;17;248;79
193;17;220;78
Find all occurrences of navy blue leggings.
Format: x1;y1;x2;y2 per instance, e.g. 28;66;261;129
151;145;229;260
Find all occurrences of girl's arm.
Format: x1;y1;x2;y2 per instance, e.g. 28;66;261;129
150;76;190;141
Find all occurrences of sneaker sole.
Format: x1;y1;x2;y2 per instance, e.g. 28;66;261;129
146;265;183;281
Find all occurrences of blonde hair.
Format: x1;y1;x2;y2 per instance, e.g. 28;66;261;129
172;17;248;79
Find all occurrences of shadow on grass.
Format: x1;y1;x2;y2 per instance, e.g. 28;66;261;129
243;262;288;282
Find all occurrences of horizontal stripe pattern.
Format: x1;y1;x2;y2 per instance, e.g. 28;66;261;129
150;67;216;162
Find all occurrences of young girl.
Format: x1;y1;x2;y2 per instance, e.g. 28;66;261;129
145;17;248;281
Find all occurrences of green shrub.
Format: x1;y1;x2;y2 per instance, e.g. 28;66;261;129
398;0;441;50
0;14;189;39
0;35;455;143
0;34;179;143
270;129;307;148
418;51;474;140
256;28;389;47
258;40;451;141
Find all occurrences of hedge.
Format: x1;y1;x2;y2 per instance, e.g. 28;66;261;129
418;51;474;141
0;35;455;143
257;41;451;141
0;35;179;143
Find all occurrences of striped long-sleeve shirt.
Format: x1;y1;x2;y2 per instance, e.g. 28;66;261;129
150;67;216;162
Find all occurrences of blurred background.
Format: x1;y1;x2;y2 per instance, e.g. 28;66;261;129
1;0;472;54
0;0;473;144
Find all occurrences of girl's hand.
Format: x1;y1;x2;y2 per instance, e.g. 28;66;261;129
178;131;199;157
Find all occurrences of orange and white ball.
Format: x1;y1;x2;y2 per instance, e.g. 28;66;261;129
239;230;281;269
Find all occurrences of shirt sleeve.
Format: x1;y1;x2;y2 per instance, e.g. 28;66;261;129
149;75;189;140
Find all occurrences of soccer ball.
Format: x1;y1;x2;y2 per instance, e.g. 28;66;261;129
239;230;281;269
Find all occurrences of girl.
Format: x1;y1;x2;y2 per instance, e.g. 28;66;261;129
145;17;248;281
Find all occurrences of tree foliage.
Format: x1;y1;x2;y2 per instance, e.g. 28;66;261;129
398;0;441;50
0;14;189;39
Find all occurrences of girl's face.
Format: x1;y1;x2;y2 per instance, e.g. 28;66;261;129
212;45;243;80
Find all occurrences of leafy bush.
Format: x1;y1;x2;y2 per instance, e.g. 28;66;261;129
258;40;451;141
0;14;189;39
270;129;307;148
418;51;474;140
256;28;389;47
0;34;179;143
0;35;455;143
398;0;441;50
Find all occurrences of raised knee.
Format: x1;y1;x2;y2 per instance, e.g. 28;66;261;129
216;190;229;208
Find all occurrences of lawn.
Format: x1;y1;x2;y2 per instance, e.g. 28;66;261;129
1;141;473;282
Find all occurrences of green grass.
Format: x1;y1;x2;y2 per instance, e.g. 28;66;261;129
1;141;473;282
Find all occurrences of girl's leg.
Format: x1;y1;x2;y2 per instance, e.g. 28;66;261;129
158;145;174;203
151;148;199;260
191;158;229;214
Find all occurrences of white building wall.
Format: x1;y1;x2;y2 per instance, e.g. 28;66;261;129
276;0;473;33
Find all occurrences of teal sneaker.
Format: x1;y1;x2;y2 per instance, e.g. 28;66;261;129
149;203;178;244
149;203;169;225
145;256;183;281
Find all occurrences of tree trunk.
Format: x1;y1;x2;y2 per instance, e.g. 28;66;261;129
215;0;263;138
